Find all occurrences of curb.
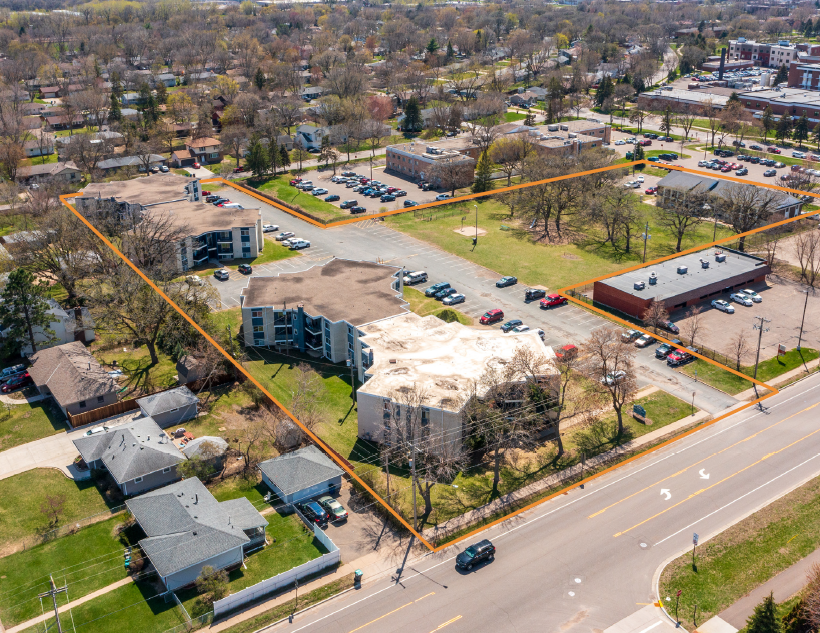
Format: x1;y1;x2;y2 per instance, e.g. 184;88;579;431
248;587;357;633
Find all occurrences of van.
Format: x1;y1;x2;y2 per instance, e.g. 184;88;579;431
403;271;428;285
424;282;450;297
220;202;244;209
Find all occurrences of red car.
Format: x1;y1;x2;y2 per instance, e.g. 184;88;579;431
1;373;31;393
233;166;244;173
540;294;567;308
555;344;577;359
193;161;201;168
638;139;652;146
720;165;732;172
290;177;302;185
479;309;504;325
201;190;211;196
767;147;781;154
644;186;658;195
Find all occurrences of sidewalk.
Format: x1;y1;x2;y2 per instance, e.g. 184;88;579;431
717;547;820;630
734;362;819;401
0;393;45;405
4;576;134;633
422;408;712;542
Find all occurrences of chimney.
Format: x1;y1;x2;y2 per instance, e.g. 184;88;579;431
719;48;726;80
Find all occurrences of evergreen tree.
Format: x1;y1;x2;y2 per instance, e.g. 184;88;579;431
426;38;439;55
782;598;810;633
634;143;645;161
0;269;56;356
155;82;167;105
774;64;789;86
727;91;740;103
446;41;455;59
268;140;281;175
546;99;554;124
761;106;775;140
403;96;422;132
524;112;536;126
660;106;674;136
109;92;122;122
813;121;820;149
246;141;269;177
472;150;493;193
595;76;614;107
745;592;782;633
254;67;266;91
794;112;810;147
279;144;291;171
776;115;794;143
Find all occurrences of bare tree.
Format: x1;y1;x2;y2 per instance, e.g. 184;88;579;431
655;186;706;252
674;104;698;153
726;330;751;370
681;305;706;350
288;364;326;437
642;300;670;334
628;107;652;133
428;153;472;197
581;327;638;435
720;184;784;252
490;137;531;187
39;493;67;528
794;228;820;287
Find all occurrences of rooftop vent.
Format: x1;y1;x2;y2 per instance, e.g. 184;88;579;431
715;252;726;263
677;265;688;275
700;258;710;269
649;272;658;285
634;281;646;291
389;359;396;364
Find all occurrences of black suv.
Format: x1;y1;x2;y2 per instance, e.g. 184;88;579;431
425;282;451;297
500;319;523;333
456;539;495;570
297;501;329;526
525;288;546;301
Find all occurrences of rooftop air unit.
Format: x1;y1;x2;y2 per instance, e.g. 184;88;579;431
700;258;710;269
677;265;688;275
634;281;645;290
547;124;559;131
715;252;726;263
648;272;658;285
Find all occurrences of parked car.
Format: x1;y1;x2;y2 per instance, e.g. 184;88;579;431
324;194;340;202
456;539;495;570
601;370;627;386
793;151;807;159
0;364;26;383
435;193;450;201
193;161;201;168
740;288;762;302
297;501;329;526
511;324;531;333
667;349;694;367
434;287;458;300
501;319;524;333
635;334;655;348
205;195;220;203
439;292;465;306
735;168;748;176
290;239;311;250
311;188;328;196
290;178;302;186
644;187;658;195
540;294;567;308
403;200;419;208
350;206;367;214
1;373;31;393
496;276;518;288
340;200;359;209
524;288;546;301
655;343;675;359
712;299;735;313
763;169;776;177
480;309;504;325
185;275;203;286
380;194;396;202
213;269;230;280
395;190;407;197
238;264;252;274
767;146;781;154
621;329;642;343
160;165;169;173
275;231;295;241
316;496;348;522
262;223;279;233
749;144;763;151
425;282;451;297
730;292;753;306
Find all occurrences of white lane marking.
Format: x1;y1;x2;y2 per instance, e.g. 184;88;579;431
639;621;664;633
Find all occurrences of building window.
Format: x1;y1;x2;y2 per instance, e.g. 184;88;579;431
253;325;264;333
97;396;104;404
252;310;263;318
79;400;87;408
134;476;143;483
162;467;171;474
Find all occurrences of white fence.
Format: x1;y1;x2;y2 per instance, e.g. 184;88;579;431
213;523;340;618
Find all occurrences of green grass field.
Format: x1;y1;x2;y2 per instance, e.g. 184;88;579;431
185;239;297;278
92;344;179;397
504;111;527;123
0;396;66;451
247;175;348;222
660;475;820;627
402;287;472;324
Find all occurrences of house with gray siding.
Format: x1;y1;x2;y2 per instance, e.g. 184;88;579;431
72;417;186;496
136;386;199;428
258;445;344;504
126;478;268;591
27;342;119;417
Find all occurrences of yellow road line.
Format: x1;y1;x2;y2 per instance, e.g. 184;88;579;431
613;426;820;537
347;602;414;633
430;615;462;632
589;402;819;519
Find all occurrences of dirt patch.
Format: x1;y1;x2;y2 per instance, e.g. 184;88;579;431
562;252;582;260
453;227;488;237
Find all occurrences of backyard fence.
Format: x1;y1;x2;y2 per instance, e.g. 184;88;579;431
158;611;213;633
212;526;340;618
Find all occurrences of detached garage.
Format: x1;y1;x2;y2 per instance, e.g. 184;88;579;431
258;445;344;504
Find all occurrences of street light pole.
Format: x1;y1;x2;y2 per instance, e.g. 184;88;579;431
797;290;810;350
409;443;418;531
641;222;650;263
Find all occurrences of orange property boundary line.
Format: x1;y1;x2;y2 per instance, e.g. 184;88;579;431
62;158;811;553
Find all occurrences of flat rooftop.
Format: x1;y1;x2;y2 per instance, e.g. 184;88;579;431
240;259;407;326
642;88;730;106
387;138;476;158
358;312;557;411
147;201;260;234
597;248;769;301
79;174;195;206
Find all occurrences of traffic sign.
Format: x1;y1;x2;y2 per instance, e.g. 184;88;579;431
693;533;699;545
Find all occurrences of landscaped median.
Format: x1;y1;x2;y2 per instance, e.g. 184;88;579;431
658;475;820;628
240;175;351;223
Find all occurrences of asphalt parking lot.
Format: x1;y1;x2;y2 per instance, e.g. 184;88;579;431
670;278;820;363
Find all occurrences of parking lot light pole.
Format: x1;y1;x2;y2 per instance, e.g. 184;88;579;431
797;290;810;350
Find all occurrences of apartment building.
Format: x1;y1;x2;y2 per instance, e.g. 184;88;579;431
385;139;476;187
727;38;798;68
239;259;408;368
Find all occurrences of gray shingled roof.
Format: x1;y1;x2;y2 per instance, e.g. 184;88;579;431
182;436;228;459
126;478;268;578
28;342;118;408
72;417;185;484
137;386;199;417
258;445;344;496
658;171;802;209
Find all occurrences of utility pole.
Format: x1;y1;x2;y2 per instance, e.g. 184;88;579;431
39;576;67;633
347;359;356;402
797;290;810;350
409;442;418;531
227;325;234;357
473;203;478;248
641;222;651;263
752;316;771;383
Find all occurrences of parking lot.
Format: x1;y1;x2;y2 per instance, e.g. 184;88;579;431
670;278;820;363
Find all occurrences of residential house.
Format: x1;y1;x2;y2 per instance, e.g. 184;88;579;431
21;102;48;116
239;258;408;364
44;114;85;131
185;70;218;84
39;86;61;99
96;154;168;173
258;445;344;504
153;73;177;88
121;92;143;106
72;417;186;496
510;91;539;106
17;161;82;184
294;123;326;150
136;386;199;429
126;477;268;591
27;341;119;417
22;137;55;158
0;297;95;355
299;86;324;101
182;137;222;165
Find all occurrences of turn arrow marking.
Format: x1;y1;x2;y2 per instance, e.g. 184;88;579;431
660;489;671;501
699;469;710;479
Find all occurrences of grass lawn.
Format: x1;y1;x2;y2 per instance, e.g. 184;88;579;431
645;149;691;159
504;111;527;123
92;344;179;397
246;175;348;222
52;127;94;138
0;516;134;627
402;287;472;325
384;198;735;292
680;348;819;395
659;474;820;627
0;395;66;451
20;153;58;167
0;469;116;553
184;239;297;278
210;307;243;343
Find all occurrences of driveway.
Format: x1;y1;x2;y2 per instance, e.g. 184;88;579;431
188;165;214;178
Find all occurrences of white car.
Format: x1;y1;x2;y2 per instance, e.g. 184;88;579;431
792;151;807;159
636;175;645;182
601;370;627;386
740;288;762;302
435;193;451;201
312;188;329;196
615;140;626;146
262;223;279;233
185;275;203;286
275;231;295;241
511;324;531;333
281;238;294;248
730;292;754;306
623;181;640;188
213;269;230;281
711;299;735;313
290;239;311;250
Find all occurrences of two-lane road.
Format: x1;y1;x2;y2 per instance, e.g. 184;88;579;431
279;375;820;633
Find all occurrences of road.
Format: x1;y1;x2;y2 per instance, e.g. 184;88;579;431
275;373;820;633
214;187;737;416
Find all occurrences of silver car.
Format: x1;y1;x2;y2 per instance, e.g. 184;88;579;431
730;292;753;307
740;289;762;302
442;293;465;306
712;299;735;313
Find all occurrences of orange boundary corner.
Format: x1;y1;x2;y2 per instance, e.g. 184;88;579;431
61;158;814;553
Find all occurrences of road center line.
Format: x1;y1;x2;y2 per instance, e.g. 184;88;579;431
346;601;414;633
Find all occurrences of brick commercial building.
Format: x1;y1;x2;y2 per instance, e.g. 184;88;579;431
788;63;820;92
727;38;798;68
385;138;476;187
738;87;820;121
493;120;611;157
593;249;771;319
637;88;729;111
